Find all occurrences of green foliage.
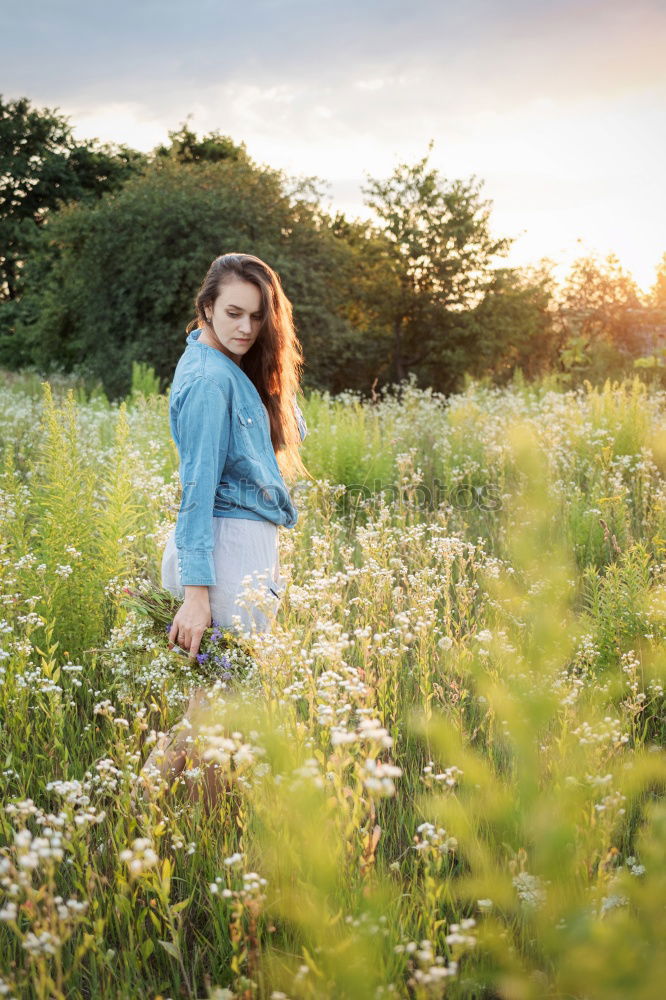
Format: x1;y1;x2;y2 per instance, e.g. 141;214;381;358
14;156;365;399
0;373;665;997
297;388;394;490
555;253;666;388
0;382;156;658
0;93;145;341
130;360;161;399
1;102;665;404
360;138;512;383
558;252;644;355
153;120;249;165
581;543;657;665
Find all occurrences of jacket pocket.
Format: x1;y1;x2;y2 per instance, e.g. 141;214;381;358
237;407;259;429
236;407;263;449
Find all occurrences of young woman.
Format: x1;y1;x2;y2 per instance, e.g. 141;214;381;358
138;252;308;805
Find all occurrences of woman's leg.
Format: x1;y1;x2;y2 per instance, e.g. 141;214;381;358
137;528;193;798
139;518;280;811
176;518;281;810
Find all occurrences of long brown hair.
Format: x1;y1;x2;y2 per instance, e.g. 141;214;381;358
186;253;310;482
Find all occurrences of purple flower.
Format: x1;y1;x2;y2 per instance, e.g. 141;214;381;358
196;652;210;664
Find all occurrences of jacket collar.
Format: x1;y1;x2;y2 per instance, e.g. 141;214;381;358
187;327;243;371
187;327;263;402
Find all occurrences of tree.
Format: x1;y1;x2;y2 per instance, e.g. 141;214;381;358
0;95;145;306
557;253;644;357
15;155;364;398
432;263;560;391
649;253;666;310
633;252;666;369
5;111;577;397
360;139;512;383
153;120;249;165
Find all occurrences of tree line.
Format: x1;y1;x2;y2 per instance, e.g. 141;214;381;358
1;94;665;400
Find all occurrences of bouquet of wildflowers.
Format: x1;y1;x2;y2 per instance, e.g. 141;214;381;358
120;582;259;685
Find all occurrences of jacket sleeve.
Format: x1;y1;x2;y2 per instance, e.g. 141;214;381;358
294;395;308;442
174;376;230;586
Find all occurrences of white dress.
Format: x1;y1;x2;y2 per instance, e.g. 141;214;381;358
161;402;285;636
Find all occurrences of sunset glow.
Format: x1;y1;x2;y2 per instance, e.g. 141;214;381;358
4;0;665;291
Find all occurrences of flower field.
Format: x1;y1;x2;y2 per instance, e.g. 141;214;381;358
0;369;664;999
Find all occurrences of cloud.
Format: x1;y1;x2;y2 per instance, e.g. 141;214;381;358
5;0;664;113
3;0;665;287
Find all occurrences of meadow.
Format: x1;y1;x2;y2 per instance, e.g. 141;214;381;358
0;367;664;1000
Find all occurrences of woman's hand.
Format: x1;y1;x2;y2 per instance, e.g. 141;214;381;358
168;586;211;660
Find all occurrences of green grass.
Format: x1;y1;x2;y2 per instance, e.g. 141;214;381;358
0;370;664;999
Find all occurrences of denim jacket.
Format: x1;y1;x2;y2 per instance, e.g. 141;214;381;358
169;328;307;586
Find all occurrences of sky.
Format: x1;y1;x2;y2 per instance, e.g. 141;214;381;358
3;0;665;291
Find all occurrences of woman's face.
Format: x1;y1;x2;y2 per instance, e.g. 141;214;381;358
203;277;264;364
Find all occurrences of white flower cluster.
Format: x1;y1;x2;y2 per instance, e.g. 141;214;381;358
119;837;159;877
396;920;477;993
0;819;92;963
422;762;463;788
12;827;64;873
308;619;354;663
22;929;62;956
15;611;45;627
13;663;63;695
310;666;371;730
92;758;125;794
445;918;477;949
584;772;613;788
625;855;646;876
409;941;459;987
362;758;402;798
571;717;630;748
599;888;629;917
290;758;325;790
331;715;394;750
103;613;186;708
42;778;106;827
0;972;16;999
413;822;458;857
552;664;591;706
473;629;493;659
594;789;627;817
210;854;268;907
343;911;390;936
621;649;649;708
3;799;40;822
512;871;547;910
200;726;266;785
93;699;117;717
240;871;268;903
53;895;89;920
0;900;18;922
648;677;664;698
